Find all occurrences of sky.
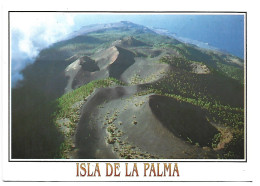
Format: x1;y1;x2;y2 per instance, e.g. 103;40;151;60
10;13;245;86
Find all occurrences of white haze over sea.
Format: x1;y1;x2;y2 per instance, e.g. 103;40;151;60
11;13;75;85
11;13;244;87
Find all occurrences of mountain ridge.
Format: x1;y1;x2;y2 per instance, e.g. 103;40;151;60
66;21;156;40
11;21;245;159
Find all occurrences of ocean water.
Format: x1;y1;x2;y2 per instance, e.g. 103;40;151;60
11;13;245;86
145;15;245;59
74;14;245;58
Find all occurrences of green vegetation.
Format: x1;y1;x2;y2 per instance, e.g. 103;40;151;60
137;88;244;158
53;78;125;158
12;22;244;159
159;55;193;71
139;55;244;159
216;62;244;84
212;133;222;148
162;42;244;83
12;88;63;159
55;78;124;119
153;56;243;107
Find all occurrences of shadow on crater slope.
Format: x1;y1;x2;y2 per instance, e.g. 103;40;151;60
149;95;219;147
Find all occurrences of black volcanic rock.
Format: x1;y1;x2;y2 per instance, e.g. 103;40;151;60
108;46;135;79
79;56;99;72
11;21;244;159
149;95;219;147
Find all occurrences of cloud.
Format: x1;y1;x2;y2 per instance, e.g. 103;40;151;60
11;13;244;87
11;13;75;86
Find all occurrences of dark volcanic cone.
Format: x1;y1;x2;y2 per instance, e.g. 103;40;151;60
108;46;135;79
79;56;100;72
149;95;219;147
75;86;128;158
71;56;102;89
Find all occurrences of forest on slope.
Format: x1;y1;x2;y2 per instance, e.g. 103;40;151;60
11;21;244;159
